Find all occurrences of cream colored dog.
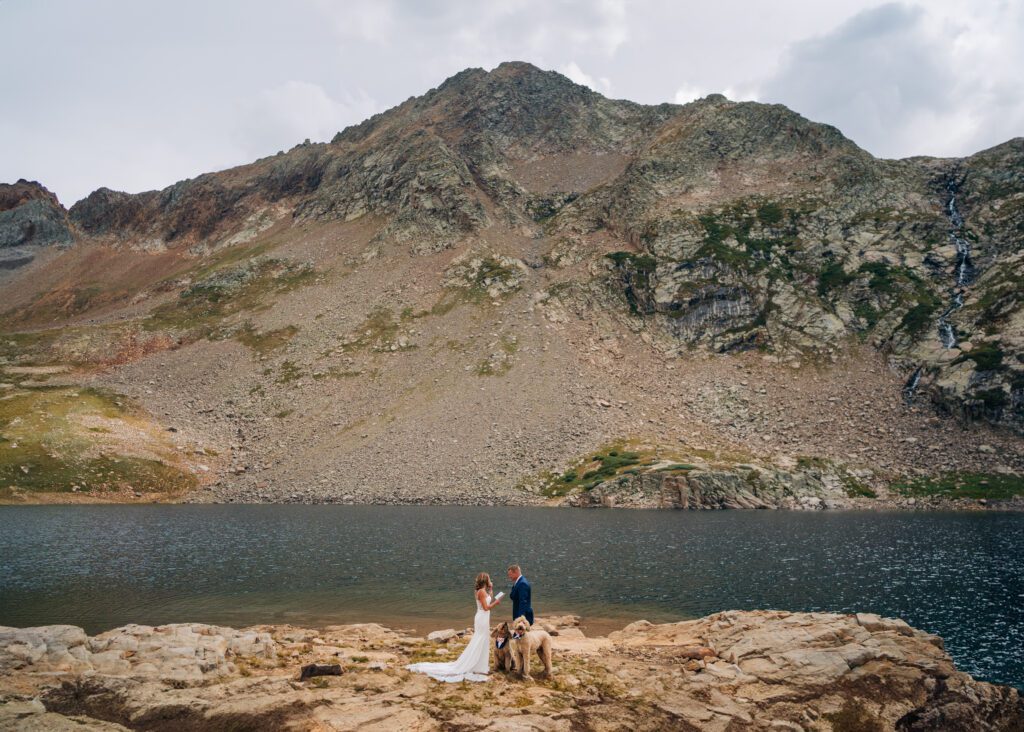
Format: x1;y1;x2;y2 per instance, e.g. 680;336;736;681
509;615;553;680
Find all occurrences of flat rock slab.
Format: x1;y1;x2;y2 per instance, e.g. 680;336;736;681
1;611;1021;731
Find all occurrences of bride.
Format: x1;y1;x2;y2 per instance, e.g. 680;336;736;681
406;572;502;682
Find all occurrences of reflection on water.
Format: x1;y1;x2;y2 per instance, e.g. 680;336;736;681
0;506;1021;688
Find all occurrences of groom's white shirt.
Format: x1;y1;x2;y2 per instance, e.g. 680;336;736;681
513;575;524;586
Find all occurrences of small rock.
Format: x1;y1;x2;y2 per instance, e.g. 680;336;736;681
426;629;458;643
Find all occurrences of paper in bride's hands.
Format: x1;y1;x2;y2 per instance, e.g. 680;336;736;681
493;592;504;601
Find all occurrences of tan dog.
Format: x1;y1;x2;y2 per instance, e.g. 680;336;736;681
510;615;553;680
491;621;514;673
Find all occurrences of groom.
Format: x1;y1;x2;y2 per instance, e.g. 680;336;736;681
507;564;534;625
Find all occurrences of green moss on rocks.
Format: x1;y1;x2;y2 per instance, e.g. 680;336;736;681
756;202;785;225
605;251;658;272
899;296;942;337
541;446;650;496
954;342;1006;371
817;262;855;297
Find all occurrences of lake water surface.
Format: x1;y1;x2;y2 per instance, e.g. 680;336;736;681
0;506;1021;688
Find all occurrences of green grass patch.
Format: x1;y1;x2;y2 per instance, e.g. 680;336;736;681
0;387;195;495
476;336;518;377
605;251;659;315
694;203;801;266
973;387;1008;410
541;448;645;496
338;308;411;353
842;475;877;499
857;261;899;295
474;360;498;376
756;202;785;225
275;360;304;384
499;335;519;354
693;240;759;269
891;472;1024;500
235;322;299;355
796;455;831;471
853;301;880;330
429;293;462;316
817;262;855;297
966;267;1023;325
953;342;1006;371
899;295;942;337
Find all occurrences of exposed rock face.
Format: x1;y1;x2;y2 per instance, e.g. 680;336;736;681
608;611;1023;731
443;249;529;299
0;180;73;269
1;612;1020;731
563;465;852;509
563;105;1020;427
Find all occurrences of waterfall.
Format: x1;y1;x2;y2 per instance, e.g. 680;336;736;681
937;291;964;349
902;366;922;402
904;174;974;403
936;179;974;348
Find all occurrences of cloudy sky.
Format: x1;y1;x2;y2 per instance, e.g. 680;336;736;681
2;0;1022;205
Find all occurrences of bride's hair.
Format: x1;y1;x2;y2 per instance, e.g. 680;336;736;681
475;572;491;590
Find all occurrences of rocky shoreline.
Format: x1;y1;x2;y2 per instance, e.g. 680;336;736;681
2;611;1021;731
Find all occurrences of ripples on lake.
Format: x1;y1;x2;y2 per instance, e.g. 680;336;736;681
0;506;1021;688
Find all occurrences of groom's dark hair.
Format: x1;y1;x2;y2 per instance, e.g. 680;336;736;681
507;564;520;573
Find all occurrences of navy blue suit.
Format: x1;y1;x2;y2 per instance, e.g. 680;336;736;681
510;576;534;625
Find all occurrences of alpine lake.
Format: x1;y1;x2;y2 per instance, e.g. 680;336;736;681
1;505;1021;689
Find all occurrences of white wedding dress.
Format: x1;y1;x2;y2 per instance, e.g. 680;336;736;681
406;594;491;682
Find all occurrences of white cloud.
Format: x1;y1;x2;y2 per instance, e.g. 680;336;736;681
310;0;395;43
754;1;1024;158
236;81;379;157
673;83;705;105
560;61;611;94
675;83;757;105
581;0;628;56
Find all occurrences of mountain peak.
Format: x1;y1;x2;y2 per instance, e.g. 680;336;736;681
0;179;63;212
492;60;543;75
436;60;574;91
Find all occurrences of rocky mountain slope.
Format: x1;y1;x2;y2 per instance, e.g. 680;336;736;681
0;61;1022;504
